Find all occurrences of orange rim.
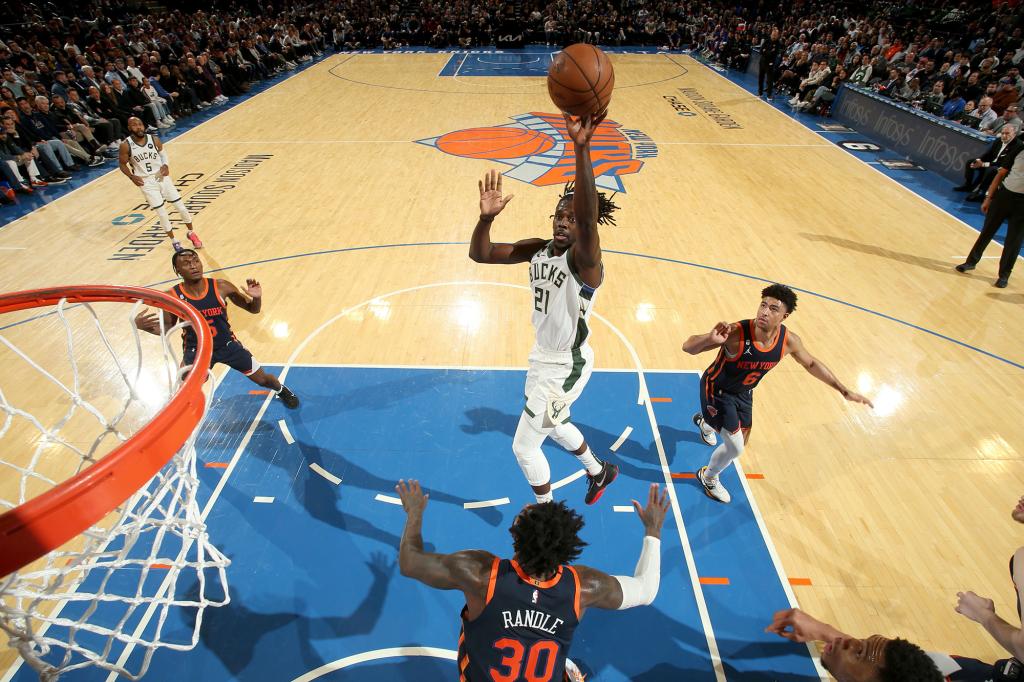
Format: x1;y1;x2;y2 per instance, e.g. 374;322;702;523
0;285;212;577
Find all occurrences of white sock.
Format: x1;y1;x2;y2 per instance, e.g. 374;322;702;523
575;446;603;476
535;491;553;503
549;423;602;476
706;429;745;478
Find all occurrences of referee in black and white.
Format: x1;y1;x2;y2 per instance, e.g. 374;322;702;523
956;127;1024;288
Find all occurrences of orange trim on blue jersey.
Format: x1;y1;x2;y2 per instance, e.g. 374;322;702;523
724;321;744;360
565;565;582;620
751;322;783;353
485;557;500;605
212;279;227;308
178;278;209;302
510;560;563;588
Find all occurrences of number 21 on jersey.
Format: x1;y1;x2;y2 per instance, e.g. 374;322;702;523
534;287;550;314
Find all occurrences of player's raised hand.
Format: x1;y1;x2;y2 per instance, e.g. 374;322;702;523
709;321;733;345
562;110;605;147
479;169;514;218
134;311;162;334
633;483;670;538
396;479;429;516
244;278;262;299
955;591;996;624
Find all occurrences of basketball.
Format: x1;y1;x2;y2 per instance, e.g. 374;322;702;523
546;44;615;118
435;127;555;160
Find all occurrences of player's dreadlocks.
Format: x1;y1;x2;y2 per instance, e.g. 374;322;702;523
557;181;620;226
510;500;587;578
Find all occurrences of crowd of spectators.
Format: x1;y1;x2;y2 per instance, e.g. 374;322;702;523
700;2;1024;131
0;0;332;205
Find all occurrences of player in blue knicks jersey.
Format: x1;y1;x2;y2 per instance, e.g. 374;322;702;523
469;111;621;507
134;249;299;408
683;284;872;504
396;479;669;682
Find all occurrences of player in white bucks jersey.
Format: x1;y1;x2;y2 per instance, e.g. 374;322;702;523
470;112;620;506
119;116;203;253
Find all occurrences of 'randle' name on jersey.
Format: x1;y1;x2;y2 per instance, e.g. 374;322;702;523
501;608;565;635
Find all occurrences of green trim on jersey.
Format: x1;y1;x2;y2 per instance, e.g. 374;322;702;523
562;345;586;392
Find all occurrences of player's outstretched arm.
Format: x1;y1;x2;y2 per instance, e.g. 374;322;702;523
956;549;1024;660
469;169;545;264
786;332;873;407
395;479;494;598
683;321;736;355
134;291;178;335
220;279;262;314
563;111;605;286
765;608;848;643
134;309;176;335
576;483;669;613
118;141;143;186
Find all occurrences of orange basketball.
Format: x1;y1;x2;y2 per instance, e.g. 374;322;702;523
547;44;615;118
435;127;555;160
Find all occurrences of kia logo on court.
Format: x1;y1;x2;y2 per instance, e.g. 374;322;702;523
415;113;658;193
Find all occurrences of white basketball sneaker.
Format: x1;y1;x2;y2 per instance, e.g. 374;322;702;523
697;466;731;504
692;412;717;446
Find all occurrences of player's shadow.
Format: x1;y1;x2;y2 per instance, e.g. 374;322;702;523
279;410;504;527
217;472;412;554
573;550;821;680
800;233;964;275
459;407;665;484
987;291;1024;304
180;552;394;678
284;371;452;418
204;371;447;435
654;424;711;465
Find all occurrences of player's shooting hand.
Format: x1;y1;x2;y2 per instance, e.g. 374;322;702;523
244;278;262;299
134;311;162;334
479;169;514;218
955;591;996;624
159;164;169;177
632;483;670;538
562;111;604;147
131;174;145;187
396;479;429;517
841;389;874;408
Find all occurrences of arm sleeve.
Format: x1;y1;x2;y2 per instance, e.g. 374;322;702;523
612;536;661;609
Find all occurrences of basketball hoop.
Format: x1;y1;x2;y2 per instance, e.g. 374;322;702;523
0;285;229;680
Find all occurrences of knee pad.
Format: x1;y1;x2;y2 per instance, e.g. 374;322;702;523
512;414;551;487
549;422;584;452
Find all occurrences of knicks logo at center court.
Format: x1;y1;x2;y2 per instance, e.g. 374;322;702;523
416;113;658;193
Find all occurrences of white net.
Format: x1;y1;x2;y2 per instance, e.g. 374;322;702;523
0;293;229;681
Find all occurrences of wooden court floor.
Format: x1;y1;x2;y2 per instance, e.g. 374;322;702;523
1;52;1023;673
